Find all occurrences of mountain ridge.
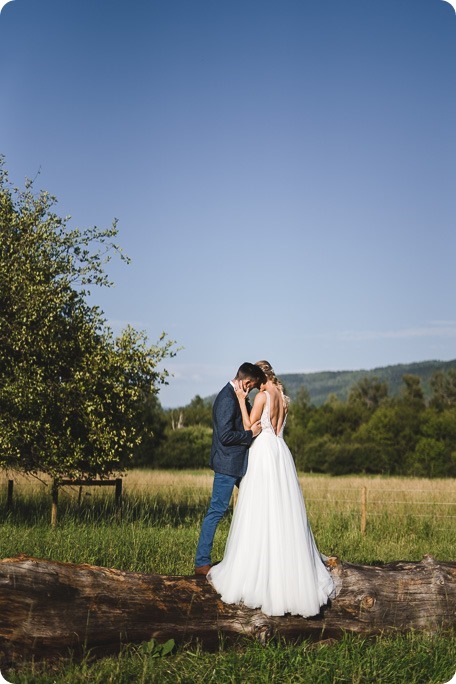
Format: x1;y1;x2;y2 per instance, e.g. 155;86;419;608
279;358;456;406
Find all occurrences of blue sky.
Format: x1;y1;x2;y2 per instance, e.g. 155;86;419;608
1;0;455;406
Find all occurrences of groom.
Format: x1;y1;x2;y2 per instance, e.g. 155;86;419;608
194;362;266;576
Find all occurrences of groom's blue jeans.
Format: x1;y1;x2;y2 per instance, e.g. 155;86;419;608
195;472;239;567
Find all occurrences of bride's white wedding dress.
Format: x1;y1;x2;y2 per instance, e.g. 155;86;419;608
207;391;335;617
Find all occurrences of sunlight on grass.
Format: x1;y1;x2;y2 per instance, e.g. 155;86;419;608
1;469;455;683
0;469;454;571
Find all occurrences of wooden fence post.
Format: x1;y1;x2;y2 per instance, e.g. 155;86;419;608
51;480;59;527
115;478;122;520
360;486;367;535
6;480;14;510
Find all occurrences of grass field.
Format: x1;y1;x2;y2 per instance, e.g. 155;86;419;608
1;470;455;683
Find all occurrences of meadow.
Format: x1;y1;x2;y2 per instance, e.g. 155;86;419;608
1;470;455;683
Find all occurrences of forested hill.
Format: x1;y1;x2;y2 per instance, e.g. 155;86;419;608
280;359;456;406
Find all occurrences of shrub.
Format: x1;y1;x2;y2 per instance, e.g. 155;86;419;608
154;426;213;468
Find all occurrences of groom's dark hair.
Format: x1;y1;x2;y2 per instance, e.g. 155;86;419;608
236;362;266;386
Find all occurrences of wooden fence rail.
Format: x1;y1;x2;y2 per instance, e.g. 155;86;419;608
51;478;122;526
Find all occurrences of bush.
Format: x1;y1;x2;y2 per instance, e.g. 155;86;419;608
154;426;213;468
323;441;391;475
408;437;455;477
293;436;331;472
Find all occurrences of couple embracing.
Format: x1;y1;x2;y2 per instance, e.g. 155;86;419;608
195;361;334;618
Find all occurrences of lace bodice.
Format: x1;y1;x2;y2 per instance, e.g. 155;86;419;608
261;390;287;438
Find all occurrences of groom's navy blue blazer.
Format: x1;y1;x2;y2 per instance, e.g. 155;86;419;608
210;382;254;478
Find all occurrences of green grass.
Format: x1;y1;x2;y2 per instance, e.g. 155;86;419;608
4;633;455;684
1;471;455;682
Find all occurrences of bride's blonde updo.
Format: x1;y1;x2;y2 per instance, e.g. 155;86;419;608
254;360;290;408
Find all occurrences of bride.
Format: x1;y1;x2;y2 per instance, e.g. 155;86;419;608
207;360;335;617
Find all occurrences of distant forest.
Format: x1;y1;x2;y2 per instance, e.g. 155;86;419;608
280;359;456;405
134;360;456;478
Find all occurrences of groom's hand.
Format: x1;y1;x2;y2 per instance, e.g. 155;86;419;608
251;420;262;437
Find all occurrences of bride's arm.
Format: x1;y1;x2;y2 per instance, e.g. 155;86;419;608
234;383;266;430
249;392;266;425
233;382;252;429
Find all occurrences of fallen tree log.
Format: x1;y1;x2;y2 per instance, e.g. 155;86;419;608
0;555;454;663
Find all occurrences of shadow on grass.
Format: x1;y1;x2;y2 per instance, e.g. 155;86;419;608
0;494;216;528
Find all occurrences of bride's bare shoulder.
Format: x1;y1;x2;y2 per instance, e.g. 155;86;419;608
254;390;267;405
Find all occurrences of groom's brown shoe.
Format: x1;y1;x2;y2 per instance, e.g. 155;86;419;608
194;564;211;577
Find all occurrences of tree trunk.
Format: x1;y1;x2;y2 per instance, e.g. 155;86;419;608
0;555;454;663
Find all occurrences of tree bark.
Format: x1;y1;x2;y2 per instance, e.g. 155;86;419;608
0;555;454;663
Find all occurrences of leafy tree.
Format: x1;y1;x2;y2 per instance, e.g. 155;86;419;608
131;392;168;467
322;441;388;476
164;395;213;433
306;397;364;441
154;425;213;468
0;161;177;478
422;407;456;445
355;398;423;475
411;437;450;478
178;395;212;428
400;374;425;409
286;387;313;465
408;407;456;477
348;376;388;412
294;436;331;473
286;387;311;425
430;370;456;410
